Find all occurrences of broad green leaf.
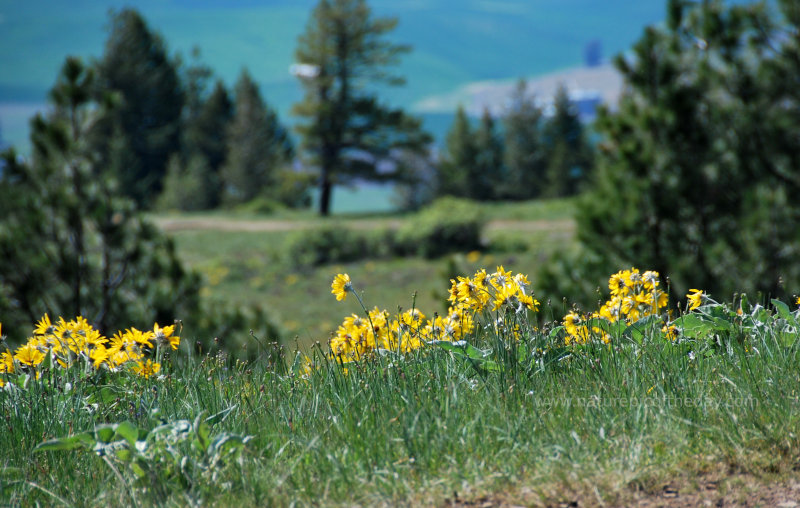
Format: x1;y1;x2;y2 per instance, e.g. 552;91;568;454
115;447;133;462
208;433;252;461
114;421;139;447
34;432;94;452
673;314;712;339
130;460;147;479
194;412;210;451
772;299;799;327
95;425;116;443
624;315;664;344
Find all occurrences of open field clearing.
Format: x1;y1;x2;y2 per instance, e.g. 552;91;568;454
155;200;577;349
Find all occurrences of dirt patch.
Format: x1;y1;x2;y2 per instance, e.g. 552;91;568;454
440;473;800;507
153;216;574;234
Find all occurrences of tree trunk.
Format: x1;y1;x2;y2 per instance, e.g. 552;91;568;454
319;168;332;216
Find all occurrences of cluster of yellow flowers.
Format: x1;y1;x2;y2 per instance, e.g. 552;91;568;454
0;314;180;386
328;267;539;364
563;268;673;344
562;268;709;345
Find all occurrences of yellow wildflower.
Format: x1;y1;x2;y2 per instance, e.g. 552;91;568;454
687;289;705;311
153;323;180;350
331;273;353;301
14;343;45;368
132;359;161;378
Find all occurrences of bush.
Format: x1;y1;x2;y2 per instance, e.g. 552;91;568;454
283;223;376;268
395;197;485;258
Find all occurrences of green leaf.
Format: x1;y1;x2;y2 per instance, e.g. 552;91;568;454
290;351;303;375
772;299;799;327
673;314;713;339
208;433;252;461
114;421;139;447
95;424;116;443
130;460;147;479
115;447;133;462
548;325;565;341
34;432;94;452
194;412;211;452
623;315;664;344
585;317;626;338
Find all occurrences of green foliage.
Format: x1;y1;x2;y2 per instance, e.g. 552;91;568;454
281;197;487;268
438;86;592;202
221;69;294;206
292;0;432;216
541;84;593;197
472;108;505;200
396;197;485;258
157;153;219;212
283;224;378;269
4;281;800;505
0;58;202;342
436;105;475;197
35;412;251;506
501;80;547;199
93;8;184;208
543;0;800;304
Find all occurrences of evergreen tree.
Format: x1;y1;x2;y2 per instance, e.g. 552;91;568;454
94;8;184;208
192;80;233;177
542;84;592;197
0;57;202;340
157;153;218;211
437;105;475;198
472;107;505;201
502;80;546;200
540;0;800;304
292;0;431;216
220;70;293;205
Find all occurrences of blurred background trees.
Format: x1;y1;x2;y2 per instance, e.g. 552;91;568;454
539;0;800;305
2;0;800;347
0;57;203;341
292;0;432;216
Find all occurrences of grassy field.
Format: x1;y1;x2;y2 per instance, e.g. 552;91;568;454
157;198;576;350
2;262;800;506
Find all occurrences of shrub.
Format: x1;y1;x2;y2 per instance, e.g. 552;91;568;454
283;223;375;268
395;197;485;258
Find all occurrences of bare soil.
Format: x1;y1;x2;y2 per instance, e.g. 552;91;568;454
442;473;800;507
152;216;575;234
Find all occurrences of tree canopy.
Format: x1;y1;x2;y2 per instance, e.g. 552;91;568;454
540;0;800;304
292;0;431;216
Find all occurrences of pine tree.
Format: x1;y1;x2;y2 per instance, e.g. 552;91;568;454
502;80;546;200
542;84;592;197
540;0;800;304
220;70;293;205
437;105;475;198
192;80;233;177
94;8;184;208
292;0;431;216
471;108;505;201
0;57;202;340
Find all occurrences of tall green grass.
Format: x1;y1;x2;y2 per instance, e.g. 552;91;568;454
3;288;799;506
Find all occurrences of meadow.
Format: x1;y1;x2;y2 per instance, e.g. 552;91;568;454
157;198;576;351
2;198;800;506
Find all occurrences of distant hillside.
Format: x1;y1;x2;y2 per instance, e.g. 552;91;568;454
0;0;665;150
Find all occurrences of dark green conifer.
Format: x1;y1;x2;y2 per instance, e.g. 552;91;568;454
292;0;431;216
